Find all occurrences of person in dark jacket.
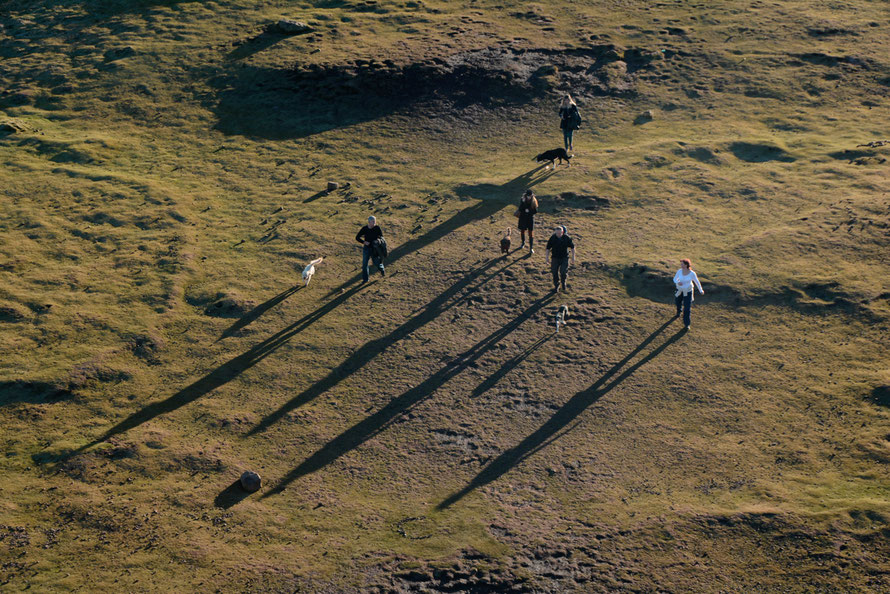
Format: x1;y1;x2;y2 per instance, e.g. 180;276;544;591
558;94;581;153
545;225;576;292
516;189;538;254
356;215;385;283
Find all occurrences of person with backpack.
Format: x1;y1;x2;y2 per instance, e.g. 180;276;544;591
356;215;386;283
545;225;576;293
516;189;538;254
558;94;582;153
673;258;704;329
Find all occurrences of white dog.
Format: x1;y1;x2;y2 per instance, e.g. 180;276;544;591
555;304;569;333
302;257;323;286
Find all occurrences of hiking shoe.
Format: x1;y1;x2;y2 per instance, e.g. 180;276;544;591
561;283;567;292
379;267;386;277
519;241;526;249
530;248;535;254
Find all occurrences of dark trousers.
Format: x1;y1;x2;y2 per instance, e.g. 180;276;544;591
361;245;383;282
551;257;569;288
563;129;574;150
675;291;692;327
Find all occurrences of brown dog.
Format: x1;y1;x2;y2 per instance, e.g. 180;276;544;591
500;228;512;254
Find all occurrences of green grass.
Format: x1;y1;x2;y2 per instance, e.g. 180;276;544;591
2;0;889;590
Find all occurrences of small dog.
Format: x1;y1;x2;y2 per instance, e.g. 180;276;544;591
534;148;572;169
555;304;569;333
500;228;512;254
302;257;323;286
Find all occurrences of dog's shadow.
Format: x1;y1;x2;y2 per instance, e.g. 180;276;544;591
455;165;556;203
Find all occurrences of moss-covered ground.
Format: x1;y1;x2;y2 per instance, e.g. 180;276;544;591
1;0;889;591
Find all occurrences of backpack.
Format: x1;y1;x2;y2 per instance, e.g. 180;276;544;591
569;107;582;130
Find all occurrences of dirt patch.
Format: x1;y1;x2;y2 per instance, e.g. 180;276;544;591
675;144;724;165
67;361;131;389
539;192;613;213
126;332;165;365
213;43;668;138
290;44;655;101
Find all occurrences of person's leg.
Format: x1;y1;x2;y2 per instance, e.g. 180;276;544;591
551;258;560;290
683;293;692;327
567;129;574;152
563;129;571;151
675;293;683;317
373;253;385;276
528;228;534;252
559;258;569;290
519;228;526;248
361;246;371;282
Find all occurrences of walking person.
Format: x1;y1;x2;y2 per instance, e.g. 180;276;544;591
558;94;582;153
356;215;385;283
516;189;538;254
545;225;576;293
674;258;704;329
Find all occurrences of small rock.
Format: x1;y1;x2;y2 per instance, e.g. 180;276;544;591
327;181;340;191
274;19;314;35
634;109;655;125
240;471;261;492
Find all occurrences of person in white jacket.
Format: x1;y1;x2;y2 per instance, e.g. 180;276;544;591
674;258;704;329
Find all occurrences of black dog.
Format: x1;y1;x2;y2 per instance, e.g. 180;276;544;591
534;148;572;168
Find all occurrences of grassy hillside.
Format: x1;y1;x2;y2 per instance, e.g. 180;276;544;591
1;0;889;591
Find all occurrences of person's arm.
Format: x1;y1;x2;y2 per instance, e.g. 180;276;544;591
356;227;365;244
570;247;576;265
673;270;682;286
692;271;704;294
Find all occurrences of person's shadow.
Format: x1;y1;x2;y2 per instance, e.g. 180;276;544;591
438;318;686;509
58;282;371;460
261;294;556;498
217;284;303;341
322;167;557;299
246;255;525;437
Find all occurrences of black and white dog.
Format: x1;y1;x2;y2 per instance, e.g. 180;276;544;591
534;148;572;169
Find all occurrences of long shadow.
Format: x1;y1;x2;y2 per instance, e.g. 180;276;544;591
218;285;303;341
322;167;556;299
261;294;556;498
226;31;290;62
247;256;526;436
438;318;685;509
470;333;553;398
73;282;371;454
